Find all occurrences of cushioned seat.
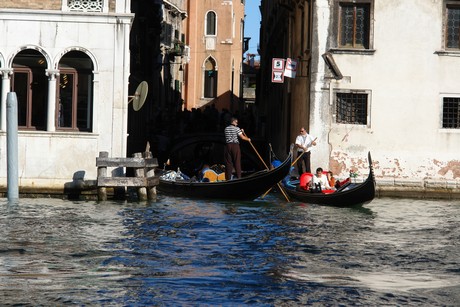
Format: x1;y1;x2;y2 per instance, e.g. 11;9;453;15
202;169;226;182
299;172;313;190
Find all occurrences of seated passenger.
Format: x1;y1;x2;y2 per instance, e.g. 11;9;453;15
327;171;336;188
311;167;332;191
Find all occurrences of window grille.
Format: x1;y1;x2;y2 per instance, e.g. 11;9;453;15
336;92;368;125
446;4;460;49
442;97;460;128
339;3;370;49
68;0;103;12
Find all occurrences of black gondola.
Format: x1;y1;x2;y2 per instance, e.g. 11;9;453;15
158;149;292;201
283;152;375;207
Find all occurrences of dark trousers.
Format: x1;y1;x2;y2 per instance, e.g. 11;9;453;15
225;143;241;180
297;151;311;175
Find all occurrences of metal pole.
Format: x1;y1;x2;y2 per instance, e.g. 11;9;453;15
7;92;19;200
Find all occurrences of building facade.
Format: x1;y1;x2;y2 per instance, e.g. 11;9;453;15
0;0;133;192
259;0;460;186
185;0;245;113
128;0;188;156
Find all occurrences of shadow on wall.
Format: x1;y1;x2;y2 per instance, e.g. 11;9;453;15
64;170;96;200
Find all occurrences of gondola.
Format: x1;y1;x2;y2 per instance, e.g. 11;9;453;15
158;149;292;201
283;152;375;207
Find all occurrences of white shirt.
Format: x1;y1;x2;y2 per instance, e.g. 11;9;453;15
295;133;315;153
312;173;331;190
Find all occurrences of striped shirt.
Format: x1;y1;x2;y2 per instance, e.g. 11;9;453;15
225;124;242;143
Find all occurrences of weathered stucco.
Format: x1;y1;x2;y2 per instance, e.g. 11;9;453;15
309;0;460;185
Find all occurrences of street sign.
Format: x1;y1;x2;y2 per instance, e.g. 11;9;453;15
272;71;284;83
272;58;285;83
284;58;298;78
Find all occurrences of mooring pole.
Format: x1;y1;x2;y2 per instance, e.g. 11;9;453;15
7;92;19;200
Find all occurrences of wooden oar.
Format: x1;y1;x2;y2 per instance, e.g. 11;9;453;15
243;133;290;202
262;137;318;198
291;150;305;167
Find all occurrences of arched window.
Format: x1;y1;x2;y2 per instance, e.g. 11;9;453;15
57;51;94;132
206;11;217;36
12;49;48;130
204;58;217;98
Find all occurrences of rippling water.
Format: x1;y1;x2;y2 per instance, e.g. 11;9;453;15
0;196;460;306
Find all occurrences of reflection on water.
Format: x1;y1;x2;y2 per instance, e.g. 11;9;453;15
0;197;460;305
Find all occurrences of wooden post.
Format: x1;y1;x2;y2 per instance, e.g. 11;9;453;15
144;151;157;200
97;151;108;201
134;152;148;201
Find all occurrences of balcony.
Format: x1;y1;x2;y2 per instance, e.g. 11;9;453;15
168;40;185;56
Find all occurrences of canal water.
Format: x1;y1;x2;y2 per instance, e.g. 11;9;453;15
0;196;459;306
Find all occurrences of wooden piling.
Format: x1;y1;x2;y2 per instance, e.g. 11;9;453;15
134;152;148;201
144;151;157;200
97;151;108;201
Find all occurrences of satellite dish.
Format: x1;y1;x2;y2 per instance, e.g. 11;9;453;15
129;81;148;111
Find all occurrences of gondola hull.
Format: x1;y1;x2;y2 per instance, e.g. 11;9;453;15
158;151;292;201
283;152;376;207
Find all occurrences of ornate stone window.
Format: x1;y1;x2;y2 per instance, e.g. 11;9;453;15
67;0;104;12
204;57;218;98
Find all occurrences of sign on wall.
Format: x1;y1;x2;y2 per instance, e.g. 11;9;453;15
284;58;298;78
272;58;285;83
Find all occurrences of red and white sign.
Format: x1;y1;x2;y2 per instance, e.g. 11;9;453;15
272;58;285;83
272;71;284;83
284;58;298;78
272;58;285;71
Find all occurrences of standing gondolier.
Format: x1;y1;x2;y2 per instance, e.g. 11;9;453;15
295;127;317;175
224;117;251;180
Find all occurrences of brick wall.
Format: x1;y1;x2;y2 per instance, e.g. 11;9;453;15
0;0;62;10
109;0;115;12
0;0;122;13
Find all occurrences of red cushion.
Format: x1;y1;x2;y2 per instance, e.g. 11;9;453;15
322;189;335;194
300;172;313;188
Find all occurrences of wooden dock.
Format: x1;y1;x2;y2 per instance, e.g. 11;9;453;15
96;151;159;201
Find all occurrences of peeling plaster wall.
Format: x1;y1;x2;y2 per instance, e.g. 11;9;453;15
310;0;460;182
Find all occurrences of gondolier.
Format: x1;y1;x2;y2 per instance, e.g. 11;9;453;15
224;117;251;180
295;127;317;175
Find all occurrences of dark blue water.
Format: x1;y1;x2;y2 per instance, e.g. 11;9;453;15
1;196;460;306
